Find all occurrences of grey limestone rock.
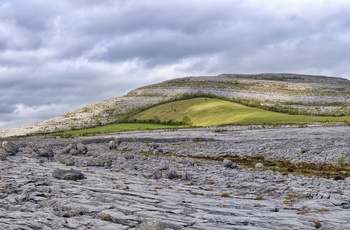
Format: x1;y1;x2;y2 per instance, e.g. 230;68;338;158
76;143;88;154
34;145;54;158
64;157;76;166
62;143;76;154
92;155;114;167
255;162;264;169
223;159;237;168
69;149;79;155
0;148;8;160
52;169;85;180
136;219;164;230
2;141;18;155
124;153;134;160
63;143;87;155
341;202;350;209
108;141;116;150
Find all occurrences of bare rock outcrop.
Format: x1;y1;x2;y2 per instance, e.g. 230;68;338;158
2;141;18;155
0;148;8;160
1;126;350;229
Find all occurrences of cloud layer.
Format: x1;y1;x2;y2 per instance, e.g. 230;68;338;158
1;0;350;129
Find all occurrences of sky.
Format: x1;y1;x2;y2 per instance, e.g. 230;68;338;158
1;0;350;129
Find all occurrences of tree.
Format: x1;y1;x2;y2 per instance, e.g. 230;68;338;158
181;115;192;126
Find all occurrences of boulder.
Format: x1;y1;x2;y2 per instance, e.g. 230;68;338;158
69;149;79;155
76;143;88;154
0;149;8;160
223;159;237;169
108;141;116;150
2;141;18;155
136;219;164;230
52;169;85;180
35;145;54;158
62;143;76;154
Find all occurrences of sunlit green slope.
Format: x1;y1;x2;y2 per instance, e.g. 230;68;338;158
133;97;350;126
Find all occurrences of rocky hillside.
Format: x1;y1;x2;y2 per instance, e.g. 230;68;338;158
1;73;350;137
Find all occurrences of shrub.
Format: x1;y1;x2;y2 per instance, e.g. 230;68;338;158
181;115;192;126
336;154;347;167
314;220;321;229
101;213;112;222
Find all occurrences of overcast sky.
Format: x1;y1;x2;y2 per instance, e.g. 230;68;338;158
1;0;350;129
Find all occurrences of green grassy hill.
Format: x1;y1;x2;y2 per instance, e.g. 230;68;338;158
132;97;350;126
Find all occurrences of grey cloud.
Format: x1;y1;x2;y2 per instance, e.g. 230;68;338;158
1;0;350;129
77;1;233;36
0;102;15;114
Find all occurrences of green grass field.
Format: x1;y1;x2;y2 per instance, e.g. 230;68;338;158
133;97;350;126
52;123;180;137
53;97;350;136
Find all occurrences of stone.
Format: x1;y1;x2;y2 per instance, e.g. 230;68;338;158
2;141;18;155
52;169;85;180
62;143;76;154
153;149;160;154
149;143;159;150
64;158;76;166
164;169;179;180
35;145;54;157
108;141;116;150
77;143;88;154
340;203;350;209
92;155;114;167
223;159;237;168
255;162;264;169
136;219;164;230
0;149;8;160
69;149;79;155
124;154;134;160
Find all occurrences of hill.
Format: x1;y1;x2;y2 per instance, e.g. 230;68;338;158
1;73;350;137
132;97;350;126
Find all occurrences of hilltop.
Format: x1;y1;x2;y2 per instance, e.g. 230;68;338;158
1;73;350;137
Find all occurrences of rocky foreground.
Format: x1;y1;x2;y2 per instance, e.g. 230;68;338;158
1;126;350;229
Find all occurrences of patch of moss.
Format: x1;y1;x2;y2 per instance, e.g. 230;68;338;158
220;192;230;198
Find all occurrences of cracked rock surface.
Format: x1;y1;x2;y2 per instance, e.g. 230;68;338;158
1;126;350;229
